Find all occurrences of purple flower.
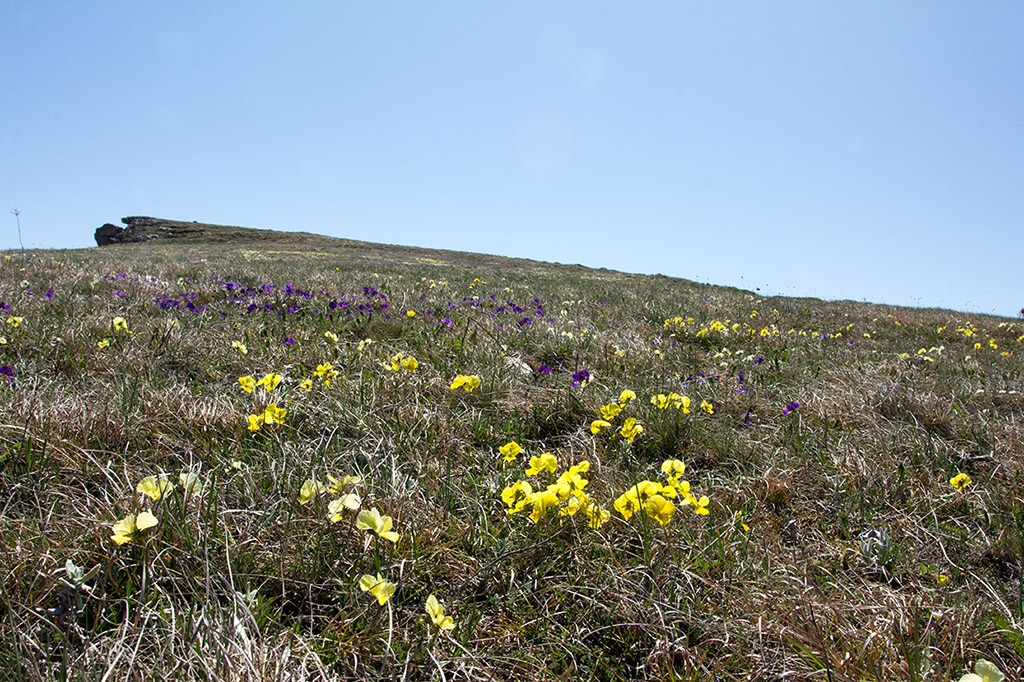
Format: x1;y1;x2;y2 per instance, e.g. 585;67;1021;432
282;337;295;347
44;289;55;301
532;365;551;381
753;357;765;366
571;369;590;386
782;401;800;416
741;410;753;426
0;366;15;385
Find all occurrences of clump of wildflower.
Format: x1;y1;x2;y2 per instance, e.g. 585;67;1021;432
299;479;325;505
950;472;972;492
137;476;173;501
571;369;590;387
256;373;283;391
425;594;455;630
499;441;523;462
239;375;256;393
323;331;338;342
314;362;337;386
525;452;558;476
619;418;643;444
111;511;158;545
501;480;534;514
384;352;418;372
359;573;396;605
248;403;287;431
450;374;482;392
356;508;400;543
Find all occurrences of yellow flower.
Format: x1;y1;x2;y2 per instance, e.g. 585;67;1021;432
650;394;670;409
357;338;374;351
958;659;1004;682
661;459;686;481
406;310;416;318
501;480;533;514
356;508;400;543
327;494;361;522
136;476;174;500
239;375;256;393
425;594;455;630
232;340;248;355
247;413;264;431
450;374;482;392
950;472;972;492
499;441;523;462
691;495;710;515
178;472;204;496
620;418;643;444
299;479;325;505
644;494;676;526
583;500;610;529
111;511;158;545
97;338;110;349
618;389;637;403
528;489;559;523
262;403;287;425
359;573;396;605
525;452;558;476
670;393;690;413
256;373;283;391
400;355;418;372
323;331;338;342
590;419;612;434
600;403;622;421
111;317;128;333
299;378;313;391
700;400;714;415
614;490;642;521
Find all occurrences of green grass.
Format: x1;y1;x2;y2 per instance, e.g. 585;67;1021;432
0;231;1021;681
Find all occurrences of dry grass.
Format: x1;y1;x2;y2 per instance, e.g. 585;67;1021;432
0;235;1021;681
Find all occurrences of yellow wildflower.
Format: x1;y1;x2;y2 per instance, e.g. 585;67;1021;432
232;340;248;354
499;441;523;462
590;419;612;434
239;375;256;393
136;476;174;500
425;594;455;630
356;508;400;543
700;400;714;415
950;472;972;492
256;373;283;391
620;418;643;444
111;511;158;545
525;452;558;476
600;403;622;421
450;374;482;392
359;573;396;605
299;479;325;505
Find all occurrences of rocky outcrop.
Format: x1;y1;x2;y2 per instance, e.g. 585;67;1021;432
94;218;164;246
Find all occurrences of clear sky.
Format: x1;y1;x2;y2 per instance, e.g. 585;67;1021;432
2;2;1022;317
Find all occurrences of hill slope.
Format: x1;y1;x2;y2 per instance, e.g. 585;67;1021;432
1;225;1021;680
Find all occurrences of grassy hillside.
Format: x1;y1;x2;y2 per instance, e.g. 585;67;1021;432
1;229;1022;681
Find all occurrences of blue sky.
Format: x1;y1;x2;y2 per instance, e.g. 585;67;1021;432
2;2;1022;316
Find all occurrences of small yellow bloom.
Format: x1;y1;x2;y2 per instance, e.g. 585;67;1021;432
232;340;248;354
356;508;400;543
323;331;338;342
400;355;418;372
950;472;972;492
525;452;558;476
650;394;670;409
620;418;643;444
644;494;676;526
661;459;686;480
327;494;361;522
501;480;533;514
262;403;287;425
958;658;1005;682
700;400;714;415
111;317;128;333
590;419;612;434
178;472;204;495
299;479;325;505
670;393;690;412
136;476;174;500
256;373;283;391
600;403;622;421
618;389;637;403
425;594;455;630
247;413;264;431
239;375;256;393
450;374;482;392
357;338;374;351
299;378;313;391
527;489;559;523
499;441;523;462
359;573;396;605
406;310;416;318
97;338;110;349
111;511;158;545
